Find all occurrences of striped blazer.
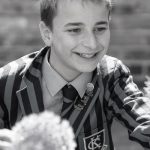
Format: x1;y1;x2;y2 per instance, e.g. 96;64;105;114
0;46;150;150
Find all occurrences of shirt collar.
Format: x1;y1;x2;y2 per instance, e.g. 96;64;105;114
42;50;92;98
70;73;92;98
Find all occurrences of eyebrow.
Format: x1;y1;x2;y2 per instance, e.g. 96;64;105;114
64;22;83;27
64;21;108;27
96;21;108;26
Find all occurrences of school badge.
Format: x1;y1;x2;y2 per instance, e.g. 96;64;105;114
83;129;107;150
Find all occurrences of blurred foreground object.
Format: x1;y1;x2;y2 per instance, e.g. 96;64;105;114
9;111;76;150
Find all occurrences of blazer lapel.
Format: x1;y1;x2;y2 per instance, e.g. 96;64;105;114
16;76;44;116
73;81;100;138
61;70;102;138
16;47;49;116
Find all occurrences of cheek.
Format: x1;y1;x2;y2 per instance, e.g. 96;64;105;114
98;30;110;49
105;30;110;45
61;36;79;50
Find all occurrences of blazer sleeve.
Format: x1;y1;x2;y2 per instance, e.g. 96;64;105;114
107;60;150;148
0;67;10;129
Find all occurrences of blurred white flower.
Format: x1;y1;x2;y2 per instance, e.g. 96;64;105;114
143;76;150;99
10;111;76;150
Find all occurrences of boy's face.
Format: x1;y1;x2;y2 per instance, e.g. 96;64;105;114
50;0;110;80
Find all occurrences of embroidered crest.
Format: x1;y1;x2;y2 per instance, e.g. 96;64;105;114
83;129;107;150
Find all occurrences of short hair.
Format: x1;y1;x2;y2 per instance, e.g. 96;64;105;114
11;111;76;150
40;0;113;29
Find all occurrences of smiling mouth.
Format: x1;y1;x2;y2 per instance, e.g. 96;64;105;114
75;52;98;59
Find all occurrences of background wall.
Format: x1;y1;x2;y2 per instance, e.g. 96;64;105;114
109;0;150;89
0;0;150;150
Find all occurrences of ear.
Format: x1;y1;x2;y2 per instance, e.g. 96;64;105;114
39;21;52;46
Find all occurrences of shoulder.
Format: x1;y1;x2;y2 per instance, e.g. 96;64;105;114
0;50;40;100
0;51;38;82
100;55;130;77
0;46;49;83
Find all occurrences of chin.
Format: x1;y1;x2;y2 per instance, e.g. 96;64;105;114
77;64;97;73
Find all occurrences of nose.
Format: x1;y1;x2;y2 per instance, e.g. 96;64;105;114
82;32;97;49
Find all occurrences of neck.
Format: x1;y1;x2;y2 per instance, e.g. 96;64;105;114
49;56;81;82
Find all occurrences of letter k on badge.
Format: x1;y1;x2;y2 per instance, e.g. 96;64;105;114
83;129;107;150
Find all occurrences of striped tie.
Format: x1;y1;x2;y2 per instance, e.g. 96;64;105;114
61;85;79;119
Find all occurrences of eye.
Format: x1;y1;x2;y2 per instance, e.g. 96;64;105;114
67;28;82;34
94;27;107;34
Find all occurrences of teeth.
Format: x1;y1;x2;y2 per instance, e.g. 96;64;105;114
80;53;95;58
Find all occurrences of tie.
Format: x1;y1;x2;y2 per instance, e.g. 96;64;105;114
62;84;78;100
61;85;79;119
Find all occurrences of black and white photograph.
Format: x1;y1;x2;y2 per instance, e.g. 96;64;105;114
0;0;150;150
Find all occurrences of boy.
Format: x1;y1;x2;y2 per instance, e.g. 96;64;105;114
0;0;150;150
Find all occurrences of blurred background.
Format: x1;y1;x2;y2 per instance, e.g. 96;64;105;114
0;0;150;149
